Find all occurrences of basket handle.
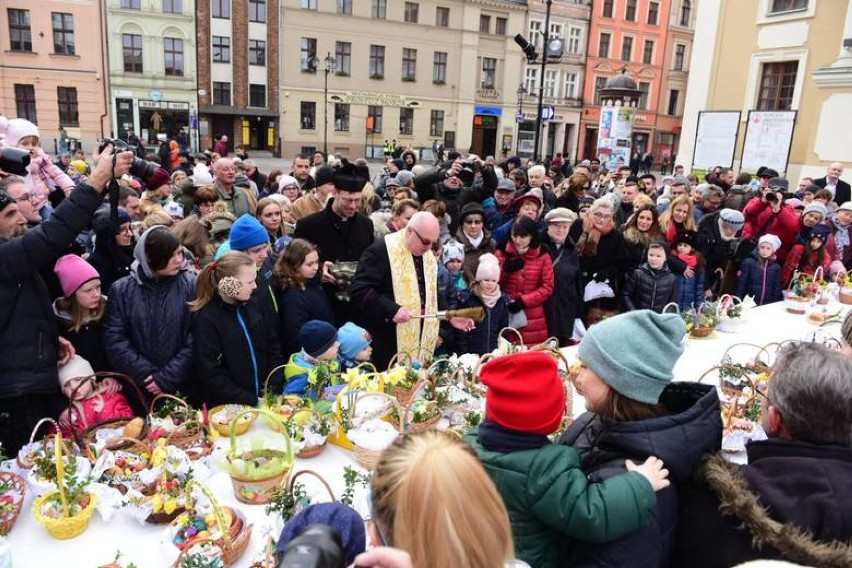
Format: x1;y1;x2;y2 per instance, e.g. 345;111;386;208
149;393;192;417
228;408;294;467
186;480;232;544
288;469;336;502
813;265;825;283
696;364;755;385
349;391;405;435
104;436;152;455
497;327;525;346
174;537;226;567
387;351;415;370
661;302;680;315
28;417;61;445
53;433;70;519
263;363;289;395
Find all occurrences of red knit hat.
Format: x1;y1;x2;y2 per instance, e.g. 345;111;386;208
480;351;566;435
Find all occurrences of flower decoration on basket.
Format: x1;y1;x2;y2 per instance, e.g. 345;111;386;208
0;472;25;536
785;271;823;314
284;401;336;459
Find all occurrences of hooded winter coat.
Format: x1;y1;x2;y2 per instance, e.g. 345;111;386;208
741;199;799;262
558;383;722;568
623;262;680;313
674;440;852;568
455;225;497;283
104;227;196;393
541;234;583;340
456;291;510;355
496;241;555;345
735;251;782;305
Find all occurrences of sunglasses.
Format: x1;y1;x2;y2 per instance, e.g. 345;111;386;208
409;226;435;246
464;218;483;225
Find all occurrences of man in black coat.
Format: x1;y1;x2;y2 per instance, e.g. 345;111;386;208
674;343;852;567
414;155;497;234
0;146;134;454
293;162;374;325
813;161;851;205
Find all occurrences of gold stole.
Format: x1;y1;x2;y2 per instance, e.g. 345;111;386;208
385;231;439;361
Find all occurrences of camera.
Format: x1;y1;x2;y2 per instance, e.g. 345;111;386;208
765;192;778;203
98;138;158;182
0;147;31;176
457;159;478;187
278;525;344;568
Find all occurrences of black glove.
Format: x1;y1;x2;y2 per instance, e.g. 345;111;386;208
508;298;525;313
504;257;525;273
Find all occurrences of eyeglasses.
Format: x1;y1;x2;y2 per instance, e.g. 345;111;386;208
754;381;770;402
593;212;613;220
409;226;435;247
464;218;483;225
13;192;33;203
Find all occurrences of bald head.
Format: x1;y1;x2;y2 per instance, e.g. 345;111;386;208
828;162;844;181
405;211;440;256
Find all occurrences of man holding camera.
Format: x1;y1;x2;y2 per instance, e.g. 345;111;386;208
414;154;497;234
0;145;134;454
741;177;799;263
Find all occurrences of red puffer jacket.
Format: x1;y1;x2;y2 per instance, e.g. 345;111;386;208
496;242;555;345
741;199;799;262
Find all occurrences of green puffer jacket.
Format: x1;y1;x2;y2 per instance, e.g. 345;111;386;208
466;433;656;568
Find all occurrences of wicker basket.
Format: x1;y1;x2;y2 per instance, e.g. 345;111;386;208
296;441;327;459
149;394;200;449
715;295;745;333
0;472;25;536
348;392;403;471
78;372;148;451
17;417;72;470
287;469;336;503
209;404;257;437
496;327;525;355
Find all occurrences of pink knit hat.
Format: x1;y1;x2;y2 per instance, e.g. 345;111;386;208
54;254;100;298
4;118;39;148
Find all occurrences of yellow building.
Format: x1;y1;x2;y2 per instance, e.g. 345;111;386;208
679;0;852;183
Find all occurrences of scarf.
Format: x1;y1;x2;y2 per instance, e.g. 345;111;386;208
831;213;850;258
467;232;484;249
449;270;468;292
386;230;439;360
577;215;615;257
675;252;698;269
475;283;502;309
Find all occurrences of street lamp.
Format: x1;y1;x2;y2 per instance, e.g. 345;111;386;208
515;84;527;155
323;51;336;155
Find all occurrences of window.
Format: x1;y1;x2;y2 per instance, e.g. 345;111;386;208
334;103;350;131
680;1;691;26
368;105;383;133
436;7;449;27
770;0;807;12
598;32;611;58
249;0;266;22
57;87;78;126
525;68;539;94
643;40;654;64
568;27;582;54
402;48;417;81
564;72;578;99
120;0;141;8
212;0;230;18
52;13;75;55
8;9;32;52
300;37;317;72
674;44;686;70
479;15;491;34
621;36;633;62
404;2;419;23
213;81;231;105
430;110;444;137
496;17;507;35
164;38;184;76
602;0;614;18
648;2;659;25
549;22;563;41
544;70;558;98
529;21;542;49
337;0;352;15
757;61;798;110
594;76;607;105
300;102;316;129
249;40;266;66
212;36;230;63
481;57;496;89
399;108;414;135
369;45;385;79
14;84;37;123
301;0;317;9
433;51;447;83
625;0;637;21
335;42;351;76
372;0;387;19
122;34;143;73
163;0;182;13
638;81;650;109
667;89;680;115
249;84;266;108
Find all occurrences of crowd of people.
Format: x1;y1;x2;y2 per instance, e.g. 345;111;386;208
1;114;851;566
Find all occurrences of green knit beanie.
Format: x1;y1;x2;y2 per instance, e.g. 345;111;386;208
578;310;686;404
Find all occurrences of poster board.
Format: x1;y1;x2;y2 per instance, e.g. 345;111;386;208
597;106;636;171
692;111;740;170
740;110;797;174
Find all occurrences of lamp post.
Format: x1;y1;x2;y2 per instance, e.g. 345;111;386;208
515;84;527;155
323;51;335;155
533;0;553;163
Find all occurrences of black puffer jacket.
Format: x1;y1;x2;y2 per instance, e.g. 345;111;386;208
542;234;582;340
558;383;722;568
0;181;104;398
623;263;679;313
53;298;110;373
104;227;196;393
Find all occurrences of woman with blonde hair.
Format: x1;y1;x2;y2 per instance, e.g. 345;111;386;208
256;197;286;243
659;194;697;248
370;431;517;568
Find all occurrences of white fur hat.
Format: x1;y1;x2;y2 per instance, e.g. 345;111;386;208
58;355;95;388
476;253;501;281
758;234;782;253
4;118;39;148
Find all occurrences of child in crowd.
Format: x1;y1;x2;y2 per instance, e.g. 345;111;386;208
623;241;679;313
782;224;832;287
53;254;110;372
337;321;373;371
673;230;705;310
274;238;334;358
283;320;340;398
736;234;783;305
189;251;283;407
57;355;134;438
442;239;468;308
466;350;670;567
457;254;509;355
1;117;75;217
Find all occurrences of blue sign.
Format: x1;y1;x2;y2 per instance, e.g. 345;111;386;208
515;113;524;123
541;106;555;121
475;106;503;117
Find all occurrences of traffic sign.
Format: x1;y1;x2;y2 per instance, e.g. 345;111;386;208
541;106;555;121
515;112;524;123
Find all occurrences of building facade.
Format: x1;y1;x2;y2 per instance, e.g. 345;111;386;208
0;0;108;151
279;0;526;161
679;0;852;182
520;0;590;162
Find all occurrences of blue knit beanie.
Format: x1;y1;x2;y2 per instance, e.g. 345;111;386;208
578;310;686;404
337;322;371;360
276;503;366;566
300;320;338;358
229;213;268;252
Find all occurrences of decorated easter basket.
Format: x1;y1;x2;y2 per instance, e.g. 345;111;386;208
715;295;746;333
16;418;76;470
76;372;149;451
347;391;404;471
148;394;201;450
0;472;26;536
